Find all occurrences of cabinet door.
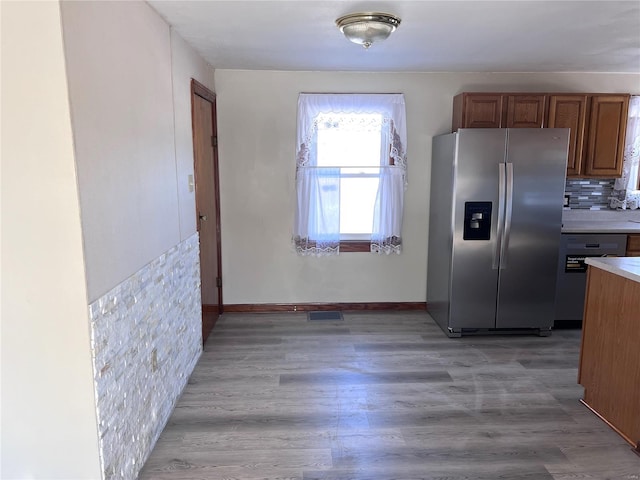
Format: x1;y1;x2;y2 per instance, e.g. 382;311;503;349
627;235;640;257
584;94;629;177
505;95;546;128
547;95;588;176
459;94;504;129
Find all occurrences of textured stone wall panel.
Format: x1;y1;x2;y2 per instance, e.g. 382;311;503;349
89;234;202;480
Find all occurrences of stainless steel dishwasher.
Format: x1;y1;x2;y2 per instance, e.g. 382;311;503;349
554;233;627;323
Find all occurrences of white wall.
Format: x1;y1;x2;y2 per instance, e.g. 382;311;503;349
61;1;177;302
61;1;214;302
62;2;214;302
1;0;215;476
214;70;640;305
58;1;215;476
0;2;102;477
171;30;216;240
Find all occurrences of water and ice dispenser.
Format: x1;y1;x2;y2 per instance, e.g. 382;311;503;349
463;202;492;240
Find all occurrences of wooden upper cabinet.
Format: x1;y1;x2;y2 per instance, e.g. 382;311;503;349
547;95;588;176
452;93;546;131
505;95;546;128
452;91;630;178
584;94;629;177
452;93;504;130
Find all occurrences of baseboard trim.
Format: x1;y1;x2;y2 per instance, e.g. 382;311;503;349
223;302;427;313
202;304;221;314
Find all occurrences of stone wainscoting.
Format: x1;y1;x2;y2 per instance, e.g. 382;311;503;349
88;234;202;480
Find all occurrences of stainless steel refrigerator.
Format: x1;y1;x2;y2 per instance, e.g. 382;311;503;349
427;128;569;337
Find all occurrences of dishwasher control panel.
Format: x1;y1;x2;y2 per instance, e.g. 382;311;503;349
563;240;623;273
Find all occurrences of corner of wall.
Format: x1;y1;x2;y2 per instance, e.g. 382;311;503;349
1;1;102;477
169;26;216;241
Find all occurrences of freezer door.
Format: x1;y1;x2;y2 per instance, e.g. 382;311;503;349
427;133;457;333
495;129;569;329
449;129;506;329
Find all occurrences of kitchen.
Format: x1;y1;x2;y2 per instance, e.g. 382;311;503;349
126;51;640;480
427;92;640;336
3;1;640;479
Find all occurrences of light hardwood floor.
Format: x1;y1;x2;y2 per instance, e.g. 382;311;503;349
139;312;639;479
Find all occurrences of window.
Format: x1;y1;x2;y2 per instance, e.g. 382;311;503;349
610;95;640;210
316;112;383;239
293;94;407;255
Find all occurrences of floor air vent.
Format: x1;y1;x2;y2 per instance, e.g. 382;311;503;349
308;311;343;321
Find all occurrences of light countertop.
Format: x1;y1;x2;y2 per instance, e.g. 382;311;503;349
585;256;640;283
562;210;640;234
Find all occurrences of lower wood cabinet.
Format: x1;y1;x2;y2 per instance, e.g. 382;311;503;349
627;234;640;256
578;265;640;452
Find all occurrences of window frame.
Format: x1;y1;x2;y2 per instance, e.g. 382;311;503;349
340;240;371;252
632;167;640;191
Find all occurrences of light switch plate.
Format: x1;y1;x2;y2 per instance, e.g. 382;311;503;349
188;174;194;192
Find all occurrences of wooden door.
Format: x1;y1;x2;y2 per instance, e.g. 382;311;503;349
584;94;629;177
505;94;546;128
547;95;588;176
191;80;222;344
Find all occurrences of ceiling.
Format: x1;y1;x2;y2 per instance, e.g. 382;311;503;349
148;1;640;73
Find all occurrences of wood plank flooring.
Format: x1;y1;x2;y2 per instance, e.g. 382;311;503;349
139;312;639;479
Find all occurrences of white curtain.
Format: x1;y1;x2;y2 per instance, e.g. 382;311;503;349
294;94;407;256
294;167;341;255
371;166;405;254
610;95;640;210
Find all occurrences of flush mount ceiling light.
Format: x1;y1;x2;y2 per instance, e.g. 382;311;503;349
335;12;401;49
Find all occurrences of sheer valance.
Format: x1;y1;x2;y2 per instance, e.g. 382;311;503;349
296;93;407;170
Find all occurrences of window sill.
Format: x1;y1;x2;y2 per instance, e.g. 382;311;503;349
339;241;370;253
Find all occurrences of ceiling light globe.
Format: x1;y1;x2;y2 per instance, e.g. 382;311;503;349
336;13;401;49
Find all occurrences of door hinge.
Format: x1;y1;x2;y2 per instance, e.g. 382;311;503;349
216;277;222;288
211;136;218;147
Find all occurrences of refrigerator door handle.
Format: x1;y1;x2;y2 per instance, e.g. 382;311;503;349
500;162;514;269
493;163;506;270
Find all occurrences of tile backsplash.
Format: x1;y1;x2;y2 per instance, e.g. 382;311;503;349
564;179;615;210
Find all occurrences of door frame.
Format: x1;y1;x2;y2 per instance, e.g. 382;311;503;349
191;79;223;335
